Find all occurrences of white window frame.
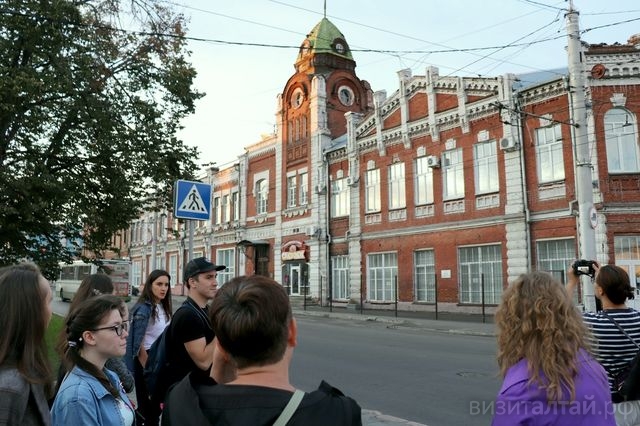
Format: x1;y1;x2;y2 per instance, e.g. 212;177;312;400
287;175;297;208
331;178;349;217
388;163;406;210
216;248;235;285
213;196;221;224
414;157;434;206
414;250;435;302
367;252;397;301
458;244;502;304
299;173;308;205
169;254;178;288
365;169;381;213
331;255;350;299
536;238;575;285
443;148;465;200
535;124;565;183
256;179;268;215
474;141;498;194
605;108;640;173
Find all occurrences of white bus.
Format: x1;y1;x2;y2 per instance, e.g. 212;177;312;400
56;259;132;302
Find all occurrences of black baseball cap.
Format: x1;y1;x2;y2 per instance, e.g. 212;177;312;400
183;257;226;282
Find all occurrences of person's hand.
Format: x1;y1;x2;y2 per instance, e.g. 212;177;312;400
566;262;580;298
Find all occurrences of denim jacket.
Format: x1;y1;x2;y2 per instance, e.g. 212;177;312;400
51;366;134;426
125;300;153;373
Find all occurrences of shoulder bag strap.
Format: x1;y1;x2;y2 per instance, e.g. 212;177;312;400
273;389;305;426
601;311;640;350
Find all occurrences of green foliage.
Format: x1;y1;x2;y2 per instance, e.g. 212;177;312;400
0;0;202;278
46;313;64;371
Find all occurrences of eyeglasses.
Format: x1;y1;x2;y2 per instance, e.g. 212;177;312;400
91;321;129;337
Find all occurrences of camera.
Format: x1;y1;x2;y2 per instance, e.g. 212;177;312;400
572;259;596;277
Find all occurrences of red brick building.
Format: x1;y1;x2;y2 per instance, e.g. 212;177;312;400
127;19;640;313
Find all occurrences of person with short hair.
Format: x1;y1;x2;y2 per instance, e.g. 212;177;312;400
52;295;135;426
492;271;614;426
163;275;362;426
165;257;225;387
0;262;53;426
125;269;173;426
568;263;640;426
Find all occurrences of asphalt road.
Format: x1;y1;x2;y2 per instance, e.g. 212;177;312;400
52;299;500;426
290;315;500;426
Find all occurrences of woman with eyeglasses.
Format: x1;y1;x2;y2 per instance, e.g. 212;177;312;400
55;274;134;396
51;295;135;426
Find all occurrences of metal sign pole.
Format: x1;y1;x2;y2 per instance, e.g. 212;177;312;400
188;220;194;262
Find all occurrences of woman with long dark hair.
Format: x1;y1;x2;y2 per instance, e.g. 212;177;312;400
125;269;172;426
56;273;134;394
52;295;134;426
0;262;53;426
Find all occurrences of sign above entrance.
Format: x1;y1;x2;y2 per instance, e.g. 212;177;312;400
281;241;308;262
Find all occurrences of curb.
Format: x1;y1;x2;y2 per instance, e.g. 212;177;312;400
362;410;428;426
291;308;496;338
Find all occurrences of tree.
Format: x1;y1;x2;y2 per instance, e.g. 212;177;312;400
0;0;202;278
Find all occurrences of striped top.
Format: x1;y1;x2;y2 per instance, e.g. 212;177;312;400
583;308;640;390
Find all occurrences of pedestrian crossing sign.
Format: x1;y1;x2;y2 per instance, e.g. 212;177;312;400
174;180;212;220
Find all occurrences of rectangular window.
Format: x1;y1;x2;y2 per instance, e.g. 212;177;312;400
331;178;349;217
299;173;309;205
232;191;239;221
535;124;565;183
256;180;268;215
474;141;498;194
615;236;640;290
458;245;502;304
287;175;297;208
216;248;235;285
221;195;230;223
365;169;381;213
388;163;406;209
536;239;575;284
415;157;434;206
414;250;435;302
331;255;350;299
132;261;142;287
169;255;177;287
367;252;398;301
443;148;465;200
213;197;221;224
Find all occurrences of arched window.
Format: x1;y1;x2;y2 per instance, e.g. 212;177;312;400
255;179;268;214
604;108;640;173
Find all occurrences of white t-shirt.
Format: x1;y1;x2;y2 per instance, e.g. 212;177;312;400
142;305;170;350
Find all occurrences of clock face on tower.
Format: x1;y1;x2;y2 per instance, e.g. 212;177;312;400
337;85;354;106
291;87;304;109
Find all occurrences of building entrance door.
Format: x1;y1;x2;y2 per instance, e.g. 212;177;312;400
290;265;300;296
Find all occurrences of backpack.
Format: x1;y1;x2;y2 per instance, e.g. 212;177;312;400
143;302;205;400
143;319;172;400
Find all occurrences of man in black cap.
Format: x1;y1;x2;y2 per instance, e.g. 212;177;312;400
166;257;226;387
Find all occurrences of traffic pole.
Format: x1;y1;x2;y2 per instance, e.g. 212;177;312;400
566;2;597;312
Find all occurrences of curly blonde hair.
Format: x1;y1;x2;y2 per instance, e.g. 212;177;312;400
496;271;591;402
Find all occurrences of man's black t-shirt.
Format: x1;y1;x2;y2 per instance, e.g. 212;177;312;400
167;298;215;384
162;374;362;426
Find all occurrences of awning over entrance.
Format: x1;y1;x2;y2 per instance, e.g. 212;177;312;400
237;239;269;247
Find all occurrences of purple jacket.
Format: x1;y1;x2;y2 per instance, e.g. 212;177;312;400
492;350;615;426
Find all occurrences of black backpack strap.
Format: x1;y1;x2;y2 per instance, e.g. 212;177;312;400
601;311;640;350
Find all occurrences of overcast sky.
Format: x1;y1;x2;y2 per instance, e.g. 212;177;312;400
166;0;640;171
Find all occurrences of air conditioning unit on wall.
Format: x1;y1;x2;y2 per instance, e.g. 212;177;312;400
426;155;440;168
499;137;518;152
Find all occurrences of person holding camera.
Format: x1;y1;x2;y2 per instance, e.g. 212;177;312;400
567;261;640;426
